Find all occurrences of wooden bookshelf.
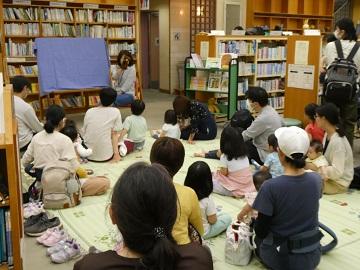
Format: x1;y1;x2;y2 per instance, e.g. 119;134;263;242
0;85;24;270
0;0;140;117
246;0;334;33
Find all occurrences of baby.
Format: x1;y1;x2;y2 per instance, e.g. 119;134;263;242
306;140;328;172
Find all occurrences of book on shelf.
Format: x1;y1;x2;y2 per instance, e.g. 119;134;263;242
108;43;136;56
90;25;106;38
107;26;135;38
41;8;74;22
256;78;284;92
5;39;35;57
5;210;13;266
258;45;286;60
5;23;39;36
238;78;249;95
191;53;204;68
189;76;206;90
31;83;39;93
0;208;6;263
207;72;222;91
8;65;38;76
269;96;285;109
238;62;254;76
4;7;39;20
42;23;75;37
257;63;286;77
220;73;228;92
89;96;100;106
217;40;256;56
205;57;221;69
75;24;90;37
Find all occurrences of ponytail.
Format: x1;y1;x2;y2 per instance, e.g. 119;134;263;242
285;153;306;169
336;123;346;137
141;237;179;270
44;120;55;133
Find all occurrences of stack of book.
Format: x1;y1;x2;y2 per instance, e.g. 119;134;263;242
107;26;135;38
0;209;13;267
258;45;286;60
5;39;35;56
5;23;39;36
4;7;39;20
42;23;75;37
40;8;74;22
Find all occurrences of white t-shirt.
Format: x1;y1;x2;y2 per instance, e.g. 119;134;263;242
325;40;360;73
21;130;79;170
220;154;250;172
123;114;147;143
162;123;181;139
199;196;217;234
13;95;43;148
83;106;123;161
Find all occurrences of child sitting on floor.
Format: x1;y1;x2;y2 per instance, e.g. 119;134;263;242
304;103;325;142
61;119;92;163
212;126;256;197
253;134;284;178
305;140;329;172
151;109;181;139
237;171;272;223
184;161;232;239
118;99;148;155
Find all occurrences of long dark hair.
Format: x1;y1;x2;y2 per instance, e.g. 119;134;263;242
316;103;345;137
184;161;213;200
111;162;179;270
220;126;247;160
335;18;357;41
44;105;65;134
173;96;191;118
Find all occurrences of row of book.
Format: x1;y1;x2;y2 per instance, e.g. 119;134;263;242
42;23;75;37
5;39;35;57
4;7;39;20
238;78;249;95
189;72;229;92
257;63;286;77
76;10;134;24
0;208;13;266
4;23;39;36
30;95;100;111
255;78;283;92
8;65;38;76
257;46;286;60
41;8;74;22
239;62;255;76
60;96;83;108
107;26;135;38
217;40;256;56
109;43;136;56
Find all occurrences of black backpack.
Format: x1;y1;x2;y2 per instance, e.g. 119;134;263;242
324;40;360;104
230;109;254;129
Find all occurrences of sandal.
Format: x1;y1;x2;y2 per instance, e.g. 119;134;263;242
85;169;94;175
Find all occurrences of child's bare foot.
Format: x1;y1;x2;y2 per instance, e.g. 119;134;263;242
194;152;206;158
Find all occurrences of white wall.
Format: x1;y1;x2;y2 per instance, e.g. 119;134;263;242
216;0;247;30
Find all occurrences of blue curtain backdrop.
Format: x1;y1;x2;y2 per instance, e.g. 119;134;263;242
35;38;110;95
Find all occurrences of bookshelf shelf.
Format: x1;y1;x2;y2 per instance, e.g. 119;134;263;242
0;202;10;208
186;88;229;94
107;37;135;41
238;73;255;77
5;35;39;38
256;74;284;78
41;20;74;23
3;19;38;23
257;58;286;62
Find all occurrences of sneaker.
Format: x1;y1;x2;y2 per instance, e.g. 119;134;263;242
88;246;101;254
42;229;67;247
46;239;74;256
25;215;61;237
51;243;81;263
24;212;47;228
24;202;44;219
36;227;58;244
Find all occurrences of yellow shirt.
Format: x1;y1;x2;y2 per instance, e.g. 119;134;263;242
172;183;204;245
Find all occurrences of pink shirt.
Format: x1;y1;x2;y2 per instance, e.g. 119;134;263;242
305;122;325;142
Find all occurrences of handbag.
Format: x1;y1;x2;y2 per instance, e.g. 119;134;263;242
225;221;255;266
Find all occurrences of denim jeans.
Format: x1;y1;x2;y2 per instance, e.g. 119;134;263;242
114;93;134;106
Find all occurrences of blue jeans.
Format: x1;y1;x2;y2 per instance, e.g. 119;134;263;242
114;93;134;106
203;212;232;239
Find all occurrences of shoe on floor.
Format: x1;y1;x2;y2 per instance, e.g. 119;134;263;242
42;229;67;247
36;227;62;245
51;242;81;263
23;202;44;219
46;239;75;257
24;212;47;228
25;215;61;237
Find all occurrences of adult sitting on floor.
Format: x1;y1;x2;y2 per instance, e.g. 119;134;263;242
242;87;283;165
12;75;43;152
150;137;204;245
315;103;354;194
173;96;217;144
74;162;213;270
253;126;322;270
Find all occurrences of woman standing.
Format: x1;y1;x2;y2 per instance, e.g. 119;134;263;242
173;96;217;144
315;103;354;194
112;50;136;106
253;126;322;270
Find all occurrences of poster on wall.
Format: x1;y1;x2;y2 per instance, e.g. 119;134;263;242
287;64;314;90
140;0;149;10
0;73;4;134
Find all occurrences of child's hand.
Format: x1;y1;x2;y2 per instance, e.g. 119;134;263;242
237;212;246;222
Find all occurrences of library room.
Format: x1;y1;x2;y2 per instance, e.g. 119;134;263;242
1;0;360;269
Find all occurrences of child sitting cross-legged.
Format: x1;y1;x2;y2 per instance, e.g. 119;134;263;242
305;140;329;172
184;161;232;239
253;134;284;178
151;109;181;139
117;99;148;157
237;171;272;223
212;126;256;197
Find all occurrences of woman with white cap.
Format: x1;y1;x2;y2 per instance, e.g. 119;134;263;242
252;126;323;270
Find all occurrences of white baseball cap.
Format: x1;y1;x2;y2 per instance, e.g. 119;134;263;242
274;126;310;159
